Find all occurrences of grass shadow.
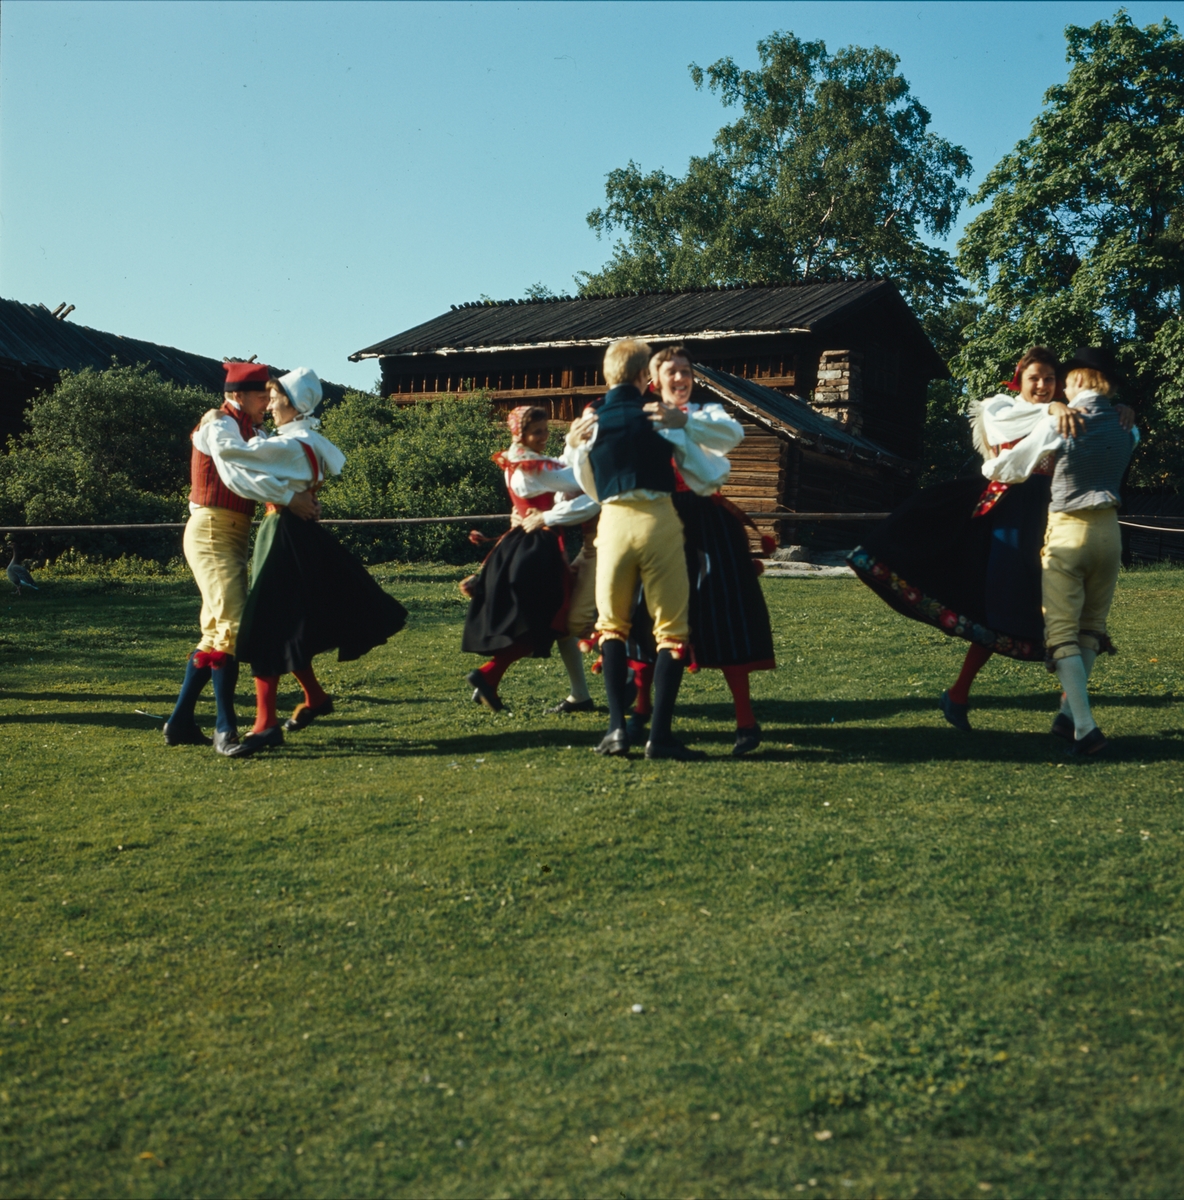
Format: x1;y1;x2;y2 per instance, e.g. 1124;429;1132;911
0;711;163;731
246;720;1184;766
0;691;182;705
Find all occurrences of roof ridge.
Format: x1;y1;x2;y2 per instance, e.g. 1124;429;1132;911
447;276;888;311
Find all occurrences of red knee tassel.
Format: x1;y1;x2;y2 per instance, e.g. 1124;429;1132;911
194;649;231;669
252;675;280;734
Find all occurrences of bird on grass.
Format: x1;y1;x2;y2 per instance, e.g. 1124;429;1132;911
7;548;38;596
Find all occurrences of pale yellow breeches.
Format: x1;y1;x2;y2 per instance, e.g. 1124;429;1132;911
567;523;598;639
594;497;689;652
183;506;252;655
1041;507;1122;659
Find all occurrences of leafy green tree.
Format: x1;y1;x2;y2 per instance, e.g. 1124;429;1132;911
319;392;507;563
919;297;985;483
578;31;971;317
955;11;1184;487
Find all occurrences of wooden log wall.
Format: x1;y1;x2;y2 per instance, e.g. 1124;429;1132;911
782;446;912;551
720;417;786;551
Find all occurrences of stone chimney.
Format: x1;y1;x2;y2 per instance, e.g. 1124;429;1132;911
812;349;864;435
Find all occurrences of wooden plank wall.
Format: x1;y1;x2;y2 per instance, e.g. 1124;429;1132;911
782;446;912;550
721;417;785;551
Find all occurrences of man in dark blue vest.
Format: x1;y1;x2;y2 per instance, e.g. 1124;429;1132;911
567;338;703;760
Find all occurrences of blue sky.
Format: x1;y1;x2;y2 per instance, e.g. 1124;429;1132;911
2;1;1180;390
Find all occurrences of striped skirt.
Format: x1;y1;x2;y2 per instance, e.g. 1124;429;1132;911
673;491;776;670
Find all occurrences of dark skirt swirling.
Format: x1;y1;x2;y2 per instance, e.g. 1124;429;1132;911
847;475;1050;662
674;491;776;669
238;509;408;678
461;526;569;658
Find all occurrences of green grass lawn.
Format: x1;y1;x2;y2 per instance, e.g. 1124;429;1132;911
1;561;1182;1199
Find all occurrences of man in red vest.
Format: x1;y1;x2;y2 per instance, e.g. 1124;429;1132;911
163;361;319;754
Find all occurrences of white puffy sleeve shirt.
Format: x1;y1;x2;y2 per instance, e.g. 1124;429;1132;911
564;401;742;502
191;418;345;504
981;391;1140;484
505;454;600;527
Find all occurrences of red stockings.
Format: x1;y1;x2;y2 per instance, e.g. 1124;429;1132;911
948;643;993;705
721;664;756;729
478;641;532;690
293;667;328;709
252;675;280;734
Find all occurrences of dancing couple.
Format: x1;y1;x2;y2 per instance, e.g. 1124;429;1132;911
164;362;406;757
851;345;1138;755
461;337;776;760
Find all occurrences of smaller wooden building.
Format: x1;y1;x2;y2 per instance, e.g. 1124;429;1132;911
692;364;914;550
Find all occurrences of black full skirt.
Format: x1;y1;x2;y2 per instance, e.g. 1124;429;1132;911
238;510;408;677
674;491;776;668
847;475;1050;662
461;526;568;658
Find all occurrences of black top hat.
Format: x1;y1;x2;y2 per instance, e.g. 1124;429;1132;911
1062;346;1119;381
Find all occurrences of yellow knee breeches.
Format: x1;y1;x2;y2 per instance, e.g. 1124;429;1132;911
183;506;252;655
567;530;598;640
594;497;689;652
1041;507;1121;659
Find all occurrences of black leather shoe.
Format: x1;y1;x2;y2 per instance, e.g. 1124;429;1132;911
1067;726;1108;757
625;712;649;745
645;738;706;761
284;698;334;732
939;690;972;732
547;697;596;714
595;729;630;757
466;669;505;712
733;724;762;757
229;725;285;758
1050;712;1076;741
213;729;242;757
163;721;212;747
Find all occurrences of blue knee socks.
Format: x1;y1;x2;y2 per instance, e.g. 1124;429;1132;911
210;657;240;735
649;649;685;745
601;639;629;733
167;652;211;729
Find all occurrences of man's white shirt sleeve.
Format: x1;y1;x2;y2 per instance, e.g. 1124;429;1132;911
192;415;297;506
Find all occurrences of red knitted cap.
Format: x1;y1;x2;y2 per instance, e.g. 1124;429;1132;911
223;361;269;391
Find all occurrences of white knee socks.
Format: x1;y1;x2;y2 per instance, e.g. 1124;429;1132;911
1059;647;1098;718
557;636;591;703
1055;654;1096;739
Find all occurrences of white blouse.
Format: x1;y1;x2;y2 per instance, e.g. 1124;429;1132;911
981;391;1140;484
500;447;599;527
565;400;744;503
192;415;345;506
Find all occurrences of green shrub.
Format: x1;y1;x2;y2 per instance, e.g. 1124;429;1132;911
0;362;218;561
1;372;522;566
319;392;509;562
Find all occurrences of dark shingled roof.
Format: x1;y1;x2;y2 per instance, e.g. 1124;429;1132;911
351;279;942;371
692;363;911;468
0;298;348;403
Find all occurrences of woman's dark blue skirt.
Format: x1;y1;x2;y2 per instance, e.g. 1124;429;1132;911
848;475;1050;662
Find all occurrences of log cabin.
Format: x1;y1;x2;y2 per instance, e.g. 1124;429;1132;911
350;279;947;547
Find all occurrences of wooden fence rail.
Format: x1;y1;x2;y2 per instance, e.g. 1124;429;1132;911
0;512;892;535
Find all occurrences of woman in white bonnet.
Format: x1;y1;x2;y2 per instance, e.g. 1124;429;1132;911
215;367;408;756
